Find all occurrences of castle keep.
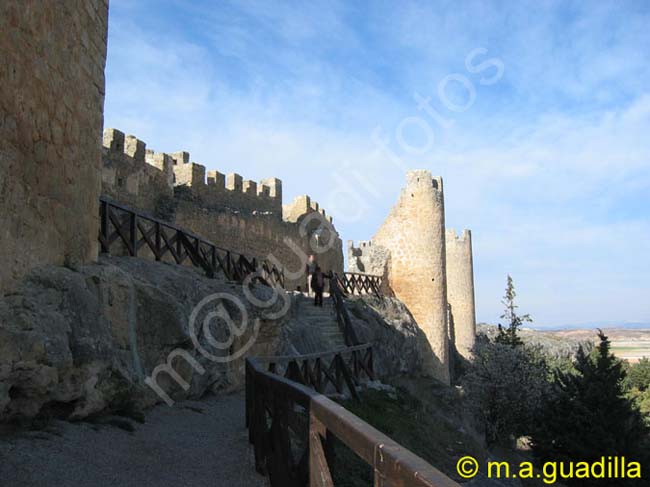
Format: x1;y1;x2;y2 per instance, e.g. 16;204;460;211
348;171;476;384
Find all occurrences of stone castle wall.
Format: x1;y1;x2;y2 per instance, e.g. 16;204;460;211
445;229;476;360
347;240;389;276
348;171;477;383
0;1;109;293
101;128;285;217
173;201;343;290
101;129;174;212
100;129;344;288
372;171;451;384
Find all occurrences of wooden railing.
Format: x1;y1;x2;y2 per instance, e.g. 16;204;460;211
98;197;285;288
251;344;374;402
329;275;362;347
245;348;460;487
336;271;383;297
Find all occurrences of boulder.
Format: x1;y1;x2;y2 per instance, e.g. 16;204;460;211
346;295;426;377
0;256;287;422
0;255;426;423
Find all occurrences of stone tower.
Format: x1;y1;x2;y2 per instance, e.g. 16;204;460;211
445;229;476;359
373;170;450;384
0;1;109;293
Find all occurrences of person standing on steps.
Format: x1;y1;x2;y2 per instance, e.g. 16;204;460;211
311;266;325;307
305;254;317;295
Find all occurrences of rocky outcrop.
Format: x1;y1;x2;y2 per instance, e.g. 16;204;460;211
277;293;427;378
277;294;348;355
0;256;287;422
0;257;426;423
346;296;426;378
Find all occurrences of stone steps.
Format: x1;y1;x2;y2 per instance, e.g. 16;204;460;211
294;296;346;348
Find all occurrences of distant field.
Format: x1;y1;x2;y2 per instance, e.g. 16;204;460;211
610;344;650;363
548;329;650;363
479;325;650;363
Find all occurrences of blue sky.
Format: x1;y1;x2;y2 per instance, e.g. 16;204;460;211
104;0;650;328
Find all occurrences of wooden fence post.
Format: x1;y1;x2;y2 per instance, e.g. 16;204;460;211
309;413;335;487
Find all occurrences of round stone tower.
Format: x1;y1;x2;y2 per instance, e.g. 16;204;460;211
373;170;450;384
445;229;476;360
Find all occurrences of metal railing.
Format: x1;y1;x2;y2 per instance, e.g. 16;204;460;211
98;196;285;288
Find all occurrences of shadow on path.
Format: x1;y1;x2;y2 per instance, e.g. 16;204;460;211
0;393;266;487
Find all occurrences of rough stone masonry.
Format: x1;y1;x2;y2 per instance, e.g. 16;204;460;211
0;1;109;294
99;128;345;290
348;171;477;384
0;0;476;394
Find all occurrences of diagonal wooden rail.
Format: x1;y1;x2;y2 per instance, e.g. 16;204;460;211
335;271;383;297
251;344;374;402
98;196;285;288
246;349;460;487
329;275;363;347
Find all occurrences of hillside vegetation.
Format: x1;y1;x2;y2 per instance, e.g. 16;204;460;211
477;323;593;360
332;278;650;486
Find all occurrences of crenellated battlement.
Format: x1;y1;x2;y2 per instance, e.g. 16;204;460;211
347;239;389;275
170;151;190;165
404;170;444;193
347;240;374;253
168;158;283;214
101;129;172;209
283;195;334;225
145;150;174;186
99;127;343;290
446;228;471;243
101;128;285;216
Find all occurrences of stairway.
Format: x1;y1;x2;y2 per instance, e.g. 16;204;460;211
294;294;347;349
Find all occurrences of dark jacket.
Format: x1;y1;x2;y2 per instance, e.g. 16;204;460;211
311;271;325;291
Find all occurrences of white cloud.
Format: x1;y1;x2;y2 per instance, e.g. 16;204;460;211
104;0;650;327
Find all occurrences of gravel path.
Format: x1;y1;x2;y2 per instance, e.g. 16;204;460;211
0;393;267;487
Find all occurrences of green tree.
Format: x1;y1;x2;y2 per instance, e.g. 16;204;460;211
625;358;650;392
495;275;531;347
628;388;650;425
464;339;551;445
532;331;649;486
